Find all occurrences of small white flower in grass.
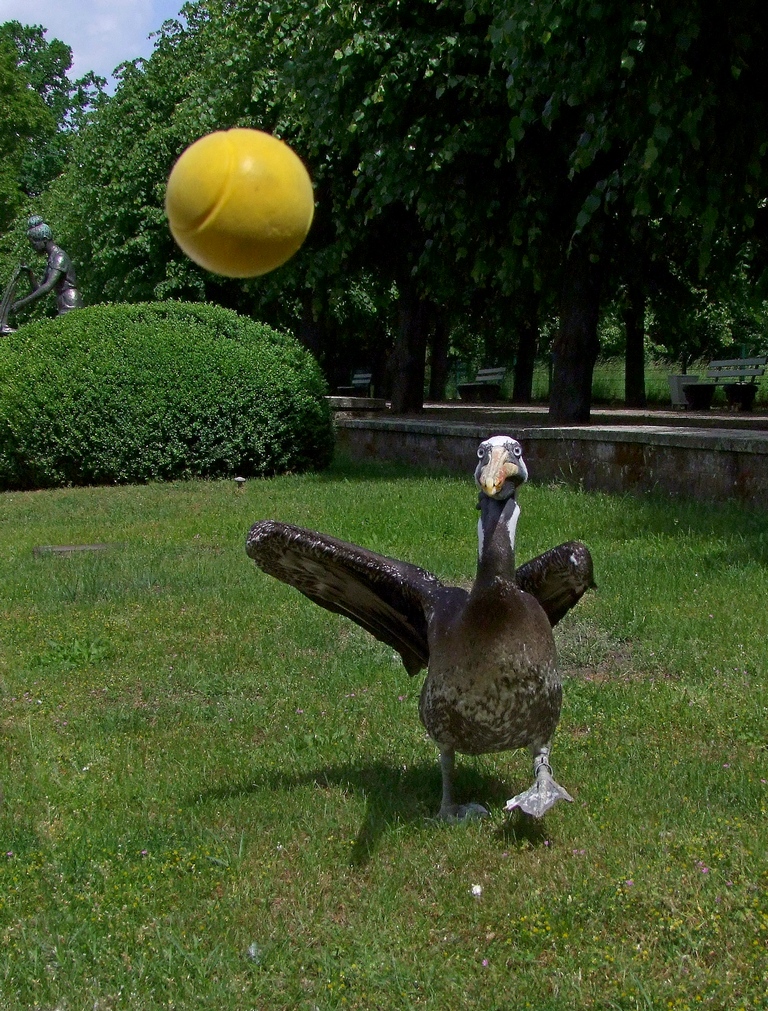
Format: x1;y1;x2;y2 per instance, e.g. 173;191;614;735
471;884;483;897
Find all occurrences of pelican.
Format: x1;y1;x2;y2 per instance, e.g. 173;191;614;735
246;436;594;819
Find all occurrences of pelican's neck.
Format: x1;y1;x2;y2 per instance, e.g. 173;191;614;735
476;493;520;587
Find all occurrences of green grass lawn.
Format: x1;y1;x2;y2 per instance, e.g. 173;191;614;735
1;458;767;1010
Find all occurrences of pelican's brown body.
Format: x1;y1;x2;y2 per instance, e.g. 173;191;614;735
422;578;560;757
246;435;594;819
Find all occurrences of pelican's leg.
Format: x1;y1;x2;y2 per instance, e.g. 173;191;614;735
438;748;489;821
504;744;573;818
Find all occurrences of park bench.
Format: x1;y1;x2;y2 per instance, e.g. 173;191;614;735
680;356;767;411
336;370;373;397
668;373;701;408
457;367;507;403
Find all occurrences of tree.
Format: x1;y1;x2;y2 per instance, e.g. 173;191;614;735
0;22;105;197
278;0;536;411
45;0;528;409
621;268;647;408
38;2;288;307
474;0;768;420
0;37;53;230
35;0;768;418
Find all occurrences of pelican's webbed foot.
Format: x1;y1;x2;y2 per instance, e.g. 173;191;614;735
505;749;573;818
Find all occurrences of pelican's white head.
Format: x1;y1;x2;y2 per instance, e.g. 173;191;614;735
474;436;528;500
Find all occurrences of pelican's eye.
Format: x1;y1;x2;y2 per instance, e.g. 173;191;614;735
477;446;487;459
512;445;522;458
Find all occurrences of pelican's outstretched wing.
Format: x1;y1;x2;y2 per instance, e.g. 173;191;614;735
246;520;444;676
516;541;595;627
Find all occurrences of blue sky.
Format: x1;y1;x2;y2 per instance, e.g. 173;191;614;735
0;0;184;86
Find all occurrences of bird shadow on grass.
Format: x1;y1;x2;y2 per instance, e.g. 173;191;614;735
191;757;545;866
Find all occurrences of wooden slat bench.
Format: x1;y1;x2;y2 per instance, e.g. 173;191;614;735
336;370;373;397
457;367;507;403
683;356;766;411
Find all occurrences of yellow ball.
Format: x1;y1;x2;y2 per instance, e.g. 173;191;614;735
165;128;314;278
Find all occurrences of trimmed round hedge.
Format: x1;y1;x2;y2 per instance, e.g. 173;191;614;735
0;302;334;489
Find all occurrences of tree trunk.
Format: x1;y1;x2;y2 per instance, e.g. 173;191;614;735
549;250;602;423
428;309;450;401
623;274;646;408
389;287;429;414
298;295;325;361
370;340;390;400
298;295;342;389
512;291;539;403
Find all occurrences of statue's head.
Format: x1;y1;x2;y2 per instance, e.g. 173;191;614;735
27;217;53;250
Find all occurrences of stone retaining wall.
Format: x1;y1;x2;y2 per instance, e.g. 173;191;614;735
334;417;768;508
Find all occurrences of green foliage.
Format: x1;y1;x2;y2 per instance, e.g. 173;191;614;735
8;0;768;408
0;38;53;230
0;301;333;489
478;0;768;265
35;3;289;308
283;1;509;289
648;283;733;370
0;22;106;200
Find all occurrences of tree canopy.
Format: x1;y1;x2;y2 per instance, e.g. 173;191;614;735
472;0;768;417
0;36;53;230
5;0;767;417
0;22;105;199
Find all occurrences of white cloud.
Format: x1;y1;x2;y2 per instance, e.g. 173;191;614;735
0;0;184;84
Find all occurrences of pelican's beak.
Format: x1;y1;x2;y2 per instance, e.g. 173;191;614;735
478;446;524;497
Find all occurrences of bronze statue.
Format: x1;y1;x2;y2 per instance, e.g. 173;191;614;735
1;217;83;332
